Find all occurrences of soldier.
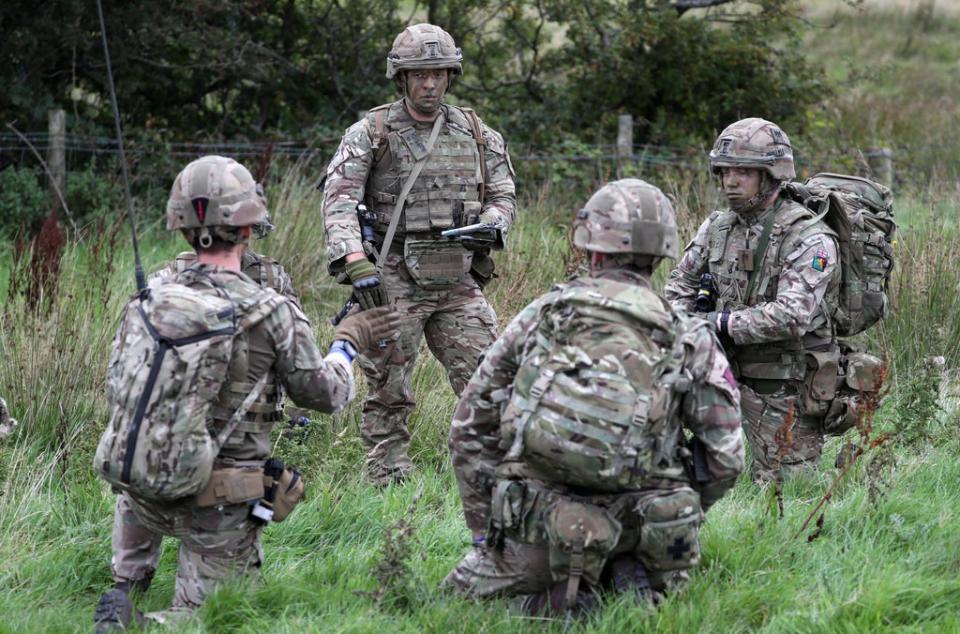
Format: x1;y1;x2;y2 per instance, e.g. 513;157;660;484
322;23;516;486
107;188;305;611
664;118;841;482
94;156;400;630
444;179;744;616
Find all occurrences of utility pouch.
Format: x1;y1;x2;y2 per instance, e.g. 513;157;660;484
193;467;264;508
249;458;305;523
635;488;702;572
803;348;841;413
470;250;497;290
403;238;470;290
488;479;541;547
544;499;621;591
822;348;884;436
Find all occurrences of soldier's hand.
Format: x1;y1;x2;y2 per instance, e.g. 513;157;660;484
344;258;388;309
334;305;401;355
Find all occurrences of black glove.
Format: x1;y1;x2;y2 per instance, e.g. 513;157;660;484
344;259;388;310
334;305;401;355
704;310;730;338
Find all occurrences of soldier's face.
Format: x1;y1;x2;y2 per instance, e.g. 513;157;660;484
404;69;449;114
720;167;763;209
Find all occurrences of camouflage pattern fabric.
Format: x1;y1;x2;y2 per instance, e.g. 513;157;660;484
664;194;841;481
322;100;515;266
108;264;354;608
357;251;497;483
322;100;515;483
150;250;301;307
445;267;743;600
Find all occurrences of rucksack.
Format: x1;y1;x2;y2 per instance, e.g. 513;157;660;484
499;280;689;492
783;173;895;337
95;271;285;500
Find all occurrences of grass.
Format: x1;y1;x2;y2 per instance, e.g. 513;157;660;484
0;162;957;632
3;3;960;629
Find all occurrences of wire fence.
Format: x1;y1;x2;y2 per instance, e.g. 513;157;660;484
1;130;957;184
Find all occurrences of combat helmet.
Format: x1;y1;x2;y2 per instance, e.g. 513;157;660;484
573;178;679;263
166;155;268;248
708;117;795;181
386;23;463;79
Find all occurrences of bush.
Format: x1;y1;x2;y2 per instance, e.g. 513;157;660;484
0;166;47;238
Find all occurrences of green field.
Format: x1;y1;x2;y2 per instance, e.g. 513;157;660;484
2;2;960;632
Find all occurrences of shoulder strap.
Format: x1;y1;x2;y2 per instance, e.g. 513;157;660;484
372;107;389;166
214;289;287;447
376;111;446;270
461;107;488;203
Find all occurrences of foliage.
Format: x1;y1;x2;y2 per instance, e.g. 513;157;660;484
0;167;47;238
1;0;822;149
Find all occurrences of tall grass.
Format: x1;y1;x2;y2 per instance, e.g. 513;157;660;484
0;160;957;631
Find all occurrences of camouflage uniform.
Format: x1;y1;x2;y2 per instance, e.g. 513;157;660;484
444;180;744;611
322;24;516;483
664;118;841;482
111;250;303;593
152;250;301;305
98;157;380;624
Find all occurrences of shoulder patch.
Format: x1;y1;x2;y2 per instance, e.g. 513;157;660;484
812;247;829;272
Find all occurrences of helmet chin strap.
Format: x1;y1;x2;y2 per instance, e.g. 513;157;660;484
730;172;780;214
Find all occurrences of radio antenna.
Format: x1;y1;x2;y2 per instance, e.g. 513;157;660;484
96;0;146;292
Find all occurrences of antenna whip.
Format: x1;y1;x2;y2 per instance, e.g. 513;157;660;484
96;0;146;292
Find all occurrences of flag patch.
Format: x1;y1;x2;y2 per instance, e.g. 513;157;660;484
812;248;828;272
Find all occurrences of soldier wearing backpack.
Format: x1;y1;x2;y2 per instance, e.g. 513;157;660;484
444;179;744;617
106;189;307;616
94;156;400;630
664;118;842;482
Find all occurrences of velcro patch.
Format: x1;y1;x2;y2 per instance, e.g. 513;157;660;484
812;248;829;272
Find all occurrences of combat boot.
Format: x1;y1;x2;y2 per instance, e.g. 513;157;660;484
510;580;599;619
93;588;144;632
608;555;659;606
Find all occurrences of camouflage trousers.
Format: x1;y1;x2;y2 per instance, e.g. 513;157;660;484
358;252;497;485
739;381;825;482
112;493;263;609
444;481;700;600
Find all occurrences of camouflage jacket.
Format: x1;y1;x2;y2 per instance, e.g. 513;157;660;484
150;250;301;307
664;195;840;351
449;268;744;533
321;99;516;267
135;264;354;460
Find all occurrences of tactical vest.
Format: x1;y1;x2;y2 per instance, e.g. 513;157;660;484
172;251;285;296
364;101;485;240
706;199;840;385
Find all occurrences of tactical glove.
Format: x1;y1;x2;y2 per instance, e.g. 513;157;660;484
334;305;401;355
344;258;388;310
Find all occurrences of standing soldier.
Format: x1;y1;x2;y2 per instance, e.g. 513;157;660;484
444;179;744;616
664;118;841;482
322;23;517;486
94;156;399;630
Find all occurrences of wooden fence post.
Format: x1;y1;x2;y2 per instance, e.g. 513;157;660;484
47;109;66;217
616;114;633;178
865;147;894;186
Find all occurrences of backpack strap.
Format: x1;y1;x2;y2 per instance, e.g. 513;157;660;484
368;105;391;168
214;289;289;445
460;106;488;203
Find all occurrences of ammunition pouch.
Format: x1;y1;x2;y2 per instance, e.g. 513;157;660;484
403;237;470;290
802;348;841;415
487;479;543;547
544;499;621;606
194;464;265;508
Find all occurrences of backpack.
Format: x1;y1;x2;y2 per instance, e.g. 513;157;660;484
499;280;689;492
95;272;285;500
783;173;896;337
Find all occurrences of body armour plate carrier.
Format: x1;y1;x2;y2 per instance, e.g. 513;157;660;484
364;101;484;239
